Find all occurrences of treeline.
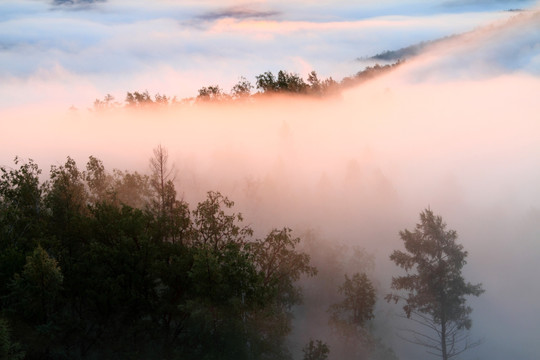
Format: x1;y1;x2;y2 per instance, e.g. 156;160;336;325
0;148;391;360
93;63;401;110
0;147;483;360
0;148;323;359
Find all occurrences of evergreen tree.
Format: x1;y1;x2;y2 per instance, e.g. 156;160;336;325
386;208;484;360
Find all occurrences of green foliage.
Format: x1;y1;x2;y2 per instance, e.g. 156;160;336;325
126;90;154;107
255;70;308;94
47;156;88;220
0;158;45;298
9;245;64;321
255;71;278;93
148;145;190;244
253;228;317;307
386;208;484;360
302;339;329;360
111;168;152;209
123;90;175;108
197;85;229;102
231;76;253;99
5;246;64;359
276;70;308;93
0;152;317;360
340;62;401;88
192;191;253;249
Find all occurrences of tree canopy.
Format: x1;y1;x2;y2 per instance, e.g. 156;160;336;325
0;152;317;360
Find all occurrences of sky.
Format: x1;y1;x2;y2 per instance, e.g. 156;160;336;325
1;0;537;108
2;1;540;360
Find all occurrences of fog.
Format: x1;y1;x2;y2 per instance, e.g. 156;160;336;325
2;2;540;360
0;0;532;108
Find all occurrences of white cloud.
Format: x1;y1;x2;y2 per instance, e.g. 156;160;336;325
1;0;535;108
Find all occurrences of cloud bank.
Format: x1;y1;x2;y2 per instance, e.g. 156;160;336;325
1;0;535;108
2;1;540;359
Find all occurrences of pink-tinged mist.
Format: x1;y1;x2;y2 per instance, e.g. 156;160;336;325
2;1;540;359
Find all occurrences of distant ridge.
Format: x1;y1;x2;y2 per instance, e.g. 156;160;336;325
365;34;459;62
366;8;527;62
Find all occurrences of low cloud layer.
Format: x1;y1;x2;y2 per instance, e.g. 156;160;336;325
401;10;540;79
196;6;280;21
2;1;540;359
2;74;540;360
1;0;535;108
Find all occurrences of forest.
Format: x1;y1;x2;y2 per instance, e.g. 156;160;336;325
0;147;482;360
3;2;540;359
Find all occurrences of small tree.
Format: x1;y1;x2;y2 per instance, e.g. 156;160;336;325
197;85;229;102
231;76;253;99
329;272;376;337
302;339;329;360
255;71;278;93
9;245;64;324
125;90;154;107
386;208;484;360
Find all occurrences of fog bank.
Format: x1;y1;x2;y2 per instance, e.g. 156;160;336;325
3;70;540;358
2;5;540;360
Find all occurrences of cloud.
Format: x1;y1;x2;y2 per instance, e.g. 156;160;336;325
52;0;105;5
398;10;540;80
1;0;525;111
197;6;280;21
0;0;538;110
443;0;531;8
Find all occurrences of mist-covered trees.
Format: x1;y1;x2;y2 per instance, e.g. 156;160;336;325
1;151;487;359
302;339;329;360
0;152;317;360
329;272;376;336
92;62;401;110
386;209;484;360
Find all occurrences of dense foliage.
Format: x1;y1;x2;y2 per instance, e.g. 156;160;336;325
0;154;317;360
0;153;483;360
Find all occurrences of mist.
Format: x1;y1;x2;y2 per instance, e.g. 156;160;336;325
0;0;532;108
2;2;540;360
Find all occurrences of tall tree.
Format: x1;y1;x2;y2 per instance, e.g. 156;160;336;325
0;158;45;297
148;145;190;243
231;77;253;99
386;209;484;360
149;145;175;211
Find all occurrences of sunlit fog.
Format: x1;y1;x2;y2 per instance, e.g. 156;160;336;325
1;1;540;359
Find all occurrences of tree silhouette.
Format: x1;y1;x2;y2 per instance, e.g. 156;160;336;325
231;77;253;99
302;339;329;360
386;209;484;360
